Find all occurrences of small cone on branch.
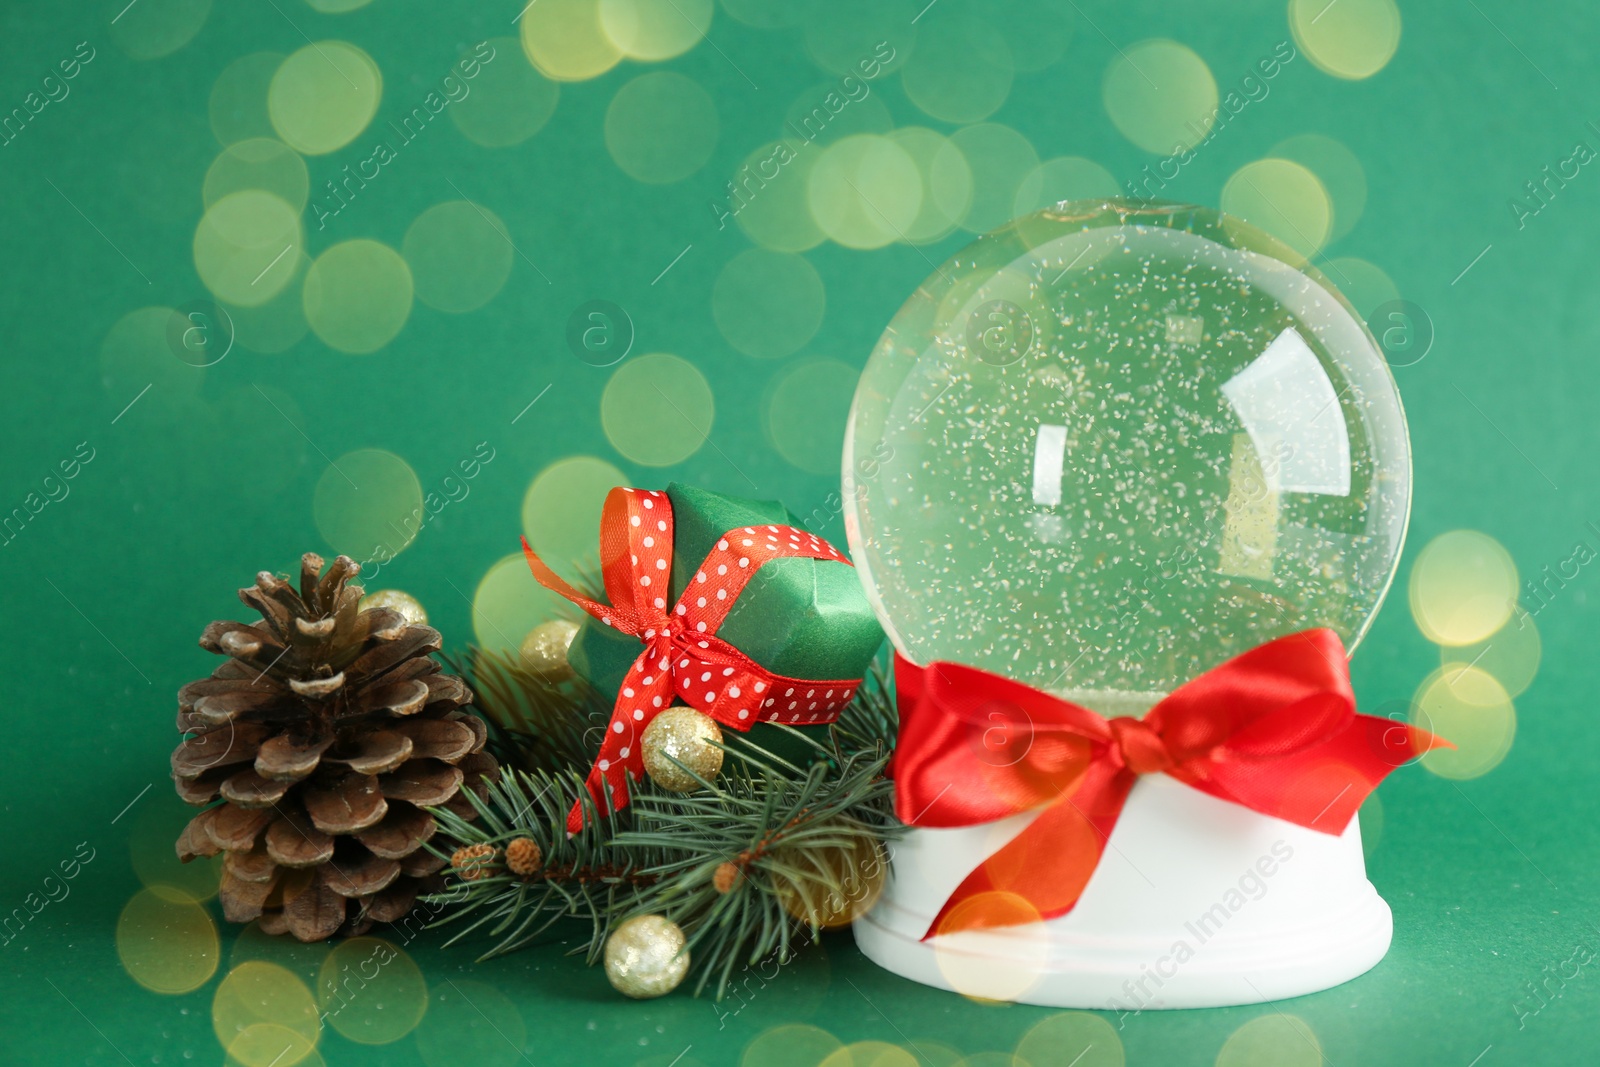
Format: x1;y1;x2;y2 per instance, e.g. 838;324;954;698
172;553;499;942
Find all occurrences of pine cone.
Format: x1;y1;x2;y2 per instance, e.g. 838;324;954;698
172;553;499;942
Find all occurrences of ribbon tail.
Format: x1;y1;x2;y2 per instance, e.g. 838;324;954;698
922;763;1134;940
566;766;631;835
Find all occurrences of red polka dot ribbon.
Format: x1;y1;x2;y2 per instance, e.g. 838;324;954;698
522;487;864;832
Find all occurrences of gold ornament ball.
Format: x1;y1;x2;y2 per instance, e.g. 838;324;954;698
359;588;428;627
603;914;689;999
773;833;887;929
641;708;724;792
519;618;580;680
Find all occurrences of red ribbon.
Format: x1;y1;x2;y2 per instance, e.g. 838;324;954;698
523;487;864;832
890;629;1450;939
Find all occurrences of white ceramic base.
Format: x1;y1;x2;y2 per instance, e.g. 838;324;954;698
854;773;1391;1009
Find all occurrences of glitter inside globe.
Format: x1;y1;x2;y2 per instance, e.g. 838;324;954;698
843;200;1410;705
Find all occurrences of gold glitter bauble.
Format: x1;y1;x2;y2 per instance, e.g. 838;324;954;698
641;707;723;792
359;588;428;627
773;833;887;929
519;618;580;680
603;914;689;999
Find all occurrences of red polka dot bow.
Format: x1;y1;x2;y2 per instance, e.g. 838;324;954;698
522;487;864;832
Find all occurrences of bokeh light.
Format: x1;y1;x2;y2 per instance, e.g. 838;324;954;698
312;448;424;561
101;306;206;399
403;201;515;313
414;978;527;1067
522;454;628;566
741;1024;844;1067
303;239;414;353
1409;530;1519;646
473;552;572;653
785;81;894;146
712;248;825;360
448;37;559;148
890;127;973;244
224;251;312;354
1013;156;1120;216
1015;1012;1124;1067
765;359;857;474
193;190;303;307
1103;39;1217;154
1215;1014;1323;1067
267;41;382;155
1221;158;1333;262
316;937;428;1045
203;138;310;211
129;797;222;903
601;353;715;466
1271;133;1367;240
116;888;219;994
1322;256;1398;318
901;12;1014;124
951;123;1038;234
773;835;886;929
521;0;624;82
932;890;1046;1002
807;134;922;249
1443;611;1541;697
110;0;211;60
605;71;720;184
1290;0;1402;80
802;2;912;76
599;0;713;61
820;1041;918;1067
213;961;322;1067
732;140;825;252
210;52;287;146
1413;664;1516;780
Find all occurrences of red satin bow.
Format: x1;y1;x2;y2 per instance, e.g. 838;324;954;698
523;487;864;832
891;629;1450;939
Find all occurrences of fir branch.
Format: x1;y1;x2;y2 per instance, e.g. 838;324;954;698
424;657;903;999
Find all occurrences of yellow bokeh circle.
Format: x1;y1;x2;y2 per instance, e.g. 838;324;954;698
1443;611;1541;698
819;1041;917;1067
1270;133;1367;240
1290;0;1402;80
807;134;922;249
211;52;287;146
951;123;1039;235
268;41;382;155
316;937;428;1044
449;37;559;148
1014;156;1120;216
472;552;573;654
1215;1013;1323;1067
741;1024;844;1067
1322;256;1398;318
225;250;312;355
765;359;858;475
111;0;212;60
901;13;1014;124
194;190;303;308
1103;39;1218;154
1413;664;1516;781
600;0;713;61
932;891;1046;1002
1221;158;1332;262
731;140;824;253
521;0;623;82
889;127;973;245
605;71;720;184
213;961;321;1067
403;201;515;314
601;354;715;466
303;239;414;354
1016;1012;1124;1067
203;138;310;211
712;248;825;360
802;3;909;77
117;888;219;995
1409;529;1519;646
312;448;424;562
522;455;629;565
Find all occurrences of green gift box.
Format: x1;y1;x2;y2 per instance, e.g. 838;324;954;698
568;484;885;758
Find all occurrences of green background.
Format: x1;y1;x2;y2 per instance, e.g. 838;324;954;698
0;0;1590;1063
